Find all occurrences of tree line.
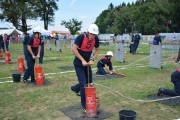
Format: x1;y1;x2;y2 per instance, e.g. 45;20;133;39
0;0;59;32
95;0;180;35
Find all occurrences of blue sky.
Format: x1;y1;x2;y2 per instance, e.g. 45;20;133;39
0;0;136;32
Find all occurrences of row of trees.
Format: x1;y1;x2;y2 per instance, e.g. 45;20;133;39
0;0;58;32
1;0;179;35
95;0;180;35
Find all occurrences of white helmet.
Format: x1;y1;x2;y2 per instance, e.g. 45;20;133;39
33;30;41;33
106;51;113;56
88;24;99;35
33;28;42;33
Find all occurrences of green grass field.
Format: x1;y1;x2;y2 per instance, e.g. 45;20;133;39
0;42;180;120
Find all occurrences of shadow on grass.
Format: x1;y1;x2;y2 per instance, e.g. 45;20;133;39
148;94;180;106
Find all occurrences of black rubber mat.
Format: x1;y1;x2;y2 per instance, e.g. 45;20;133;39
148;94;180;106
60;104;113;120
58;66;74;70
93;74;123;80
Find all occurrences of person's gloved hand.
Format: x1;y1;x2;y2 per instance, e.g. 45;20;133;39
32;55;36;59
36;54;40;58
82;60;88;66
109;71;113;74
88;60;94;66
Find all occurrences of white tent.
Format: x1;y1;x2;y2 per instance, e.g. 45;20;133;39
0;28;23;35
27;26;51;35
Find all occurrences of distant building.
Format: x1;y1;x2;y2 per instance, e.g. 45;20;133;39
51;31;71;35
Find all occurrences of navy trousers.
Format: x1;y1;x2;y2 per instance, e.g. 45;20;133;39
71;65;92;109
0;41;5;52
97;66;107;75
162;81;180;96
133;42;139;53
39;44;44;64
5;41;9;51
23;44;28;60
23;55;35;83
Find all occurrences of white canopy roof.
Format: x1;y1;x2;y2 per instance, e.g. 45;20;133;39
0;28;23;35
27;25;51;35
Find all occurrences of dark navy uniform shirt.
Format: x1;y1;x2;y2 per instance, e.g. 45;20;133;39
134;34;140;42
153;36;162;45
23;35;30;45
27;37;41;56
97;56;113;70
171;70;180;82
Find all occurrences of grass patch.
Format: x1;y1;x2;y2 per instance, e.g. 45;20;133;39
0;43;180;120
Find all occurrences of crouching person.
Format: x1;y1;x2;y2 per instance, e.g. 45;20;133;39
157;68;180;96
96;51;114;75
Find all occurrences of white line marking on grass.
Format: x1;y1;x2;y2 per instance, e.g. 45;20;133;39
0;81;13;84
0;77;14;79
44;70;75;75
0;60;172;83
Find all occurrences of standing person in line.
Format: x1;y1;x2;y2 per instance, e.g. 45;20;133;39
23;30;41;83
4;34;9;51
39;33;45;64
54;33;58;46
153;33;162;45
15;35;19;43
175;47;180;63
70;24;100;112
23;33;30;60
129;32;134;54
54;33;62;52
46;35;52;51
157;68;180;96
0;34;5;53
133;32;141;54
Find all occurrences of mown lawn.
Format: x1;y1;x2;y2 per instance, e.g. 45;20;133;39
0;42;180;120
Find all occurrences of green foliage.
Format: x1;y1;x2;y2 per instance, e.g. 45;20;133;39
34;0;59;30
0;0;58;31
95;0;180;34
61;18;82;35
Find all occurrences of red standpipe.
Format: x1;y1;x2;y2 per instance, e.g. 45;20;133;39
35;65;44;85
85;84;97;118
5;51;10;64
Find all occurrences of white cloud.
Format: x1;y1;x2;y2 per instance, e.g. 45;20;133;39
70;0;77;7
79;16;89;20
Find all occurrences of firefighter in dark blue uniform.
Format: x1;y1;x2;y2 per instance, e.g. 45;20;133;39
153;33;162;45
23;33;30;60
133;32;141;54
157;68;180;96
39;33;45;64
70;24;100;112
23;30;41;83
0;34;5;53
175;47;180;63
129;32;135;53
96;51;114;75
